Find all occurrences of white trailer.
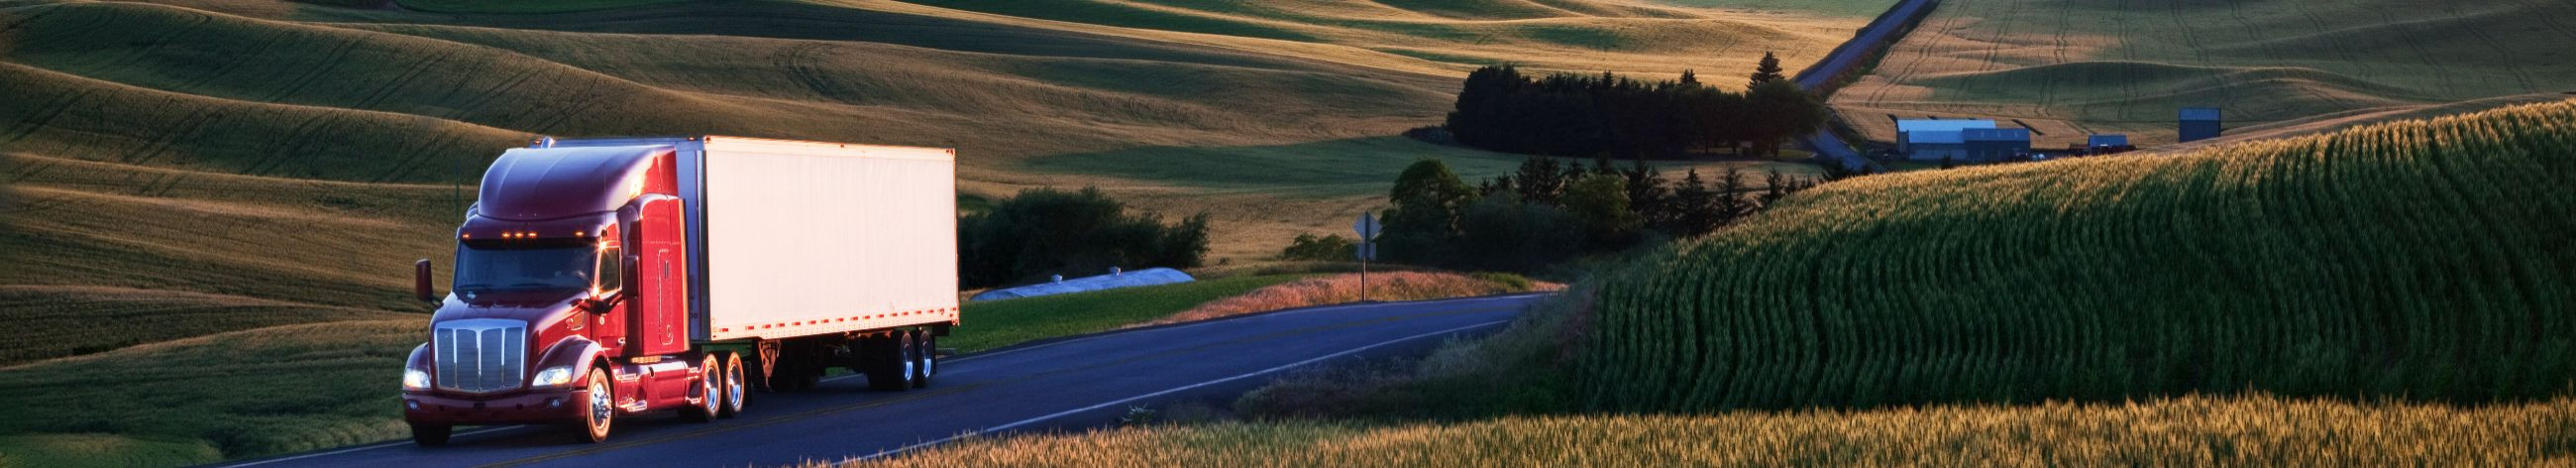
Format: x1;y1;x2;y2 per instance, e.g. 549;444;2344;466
544;136;957;391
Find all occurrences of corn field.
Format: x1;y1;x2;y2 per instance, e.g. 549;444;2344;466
1584;100;2576;411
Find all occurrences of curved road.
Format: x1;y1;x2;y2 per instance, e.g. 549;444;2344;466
1796;0;1942;172
216;294;1544;467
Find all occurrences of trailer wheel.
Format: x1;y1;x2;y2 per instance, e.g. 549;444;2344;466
717;351;745;418
682;353;720;422
912;332;935;389
863;334;911;392
409;423;451;446
578;368;615;443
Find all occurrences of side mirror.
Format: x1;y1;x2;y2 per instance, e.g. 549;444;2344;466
414;259;436;303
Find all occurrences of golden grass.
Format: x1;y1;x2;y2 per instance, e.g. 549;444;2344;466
1153;272;1560;324
852;395;2576;467
1831;0;2576;149
852;0;1878;83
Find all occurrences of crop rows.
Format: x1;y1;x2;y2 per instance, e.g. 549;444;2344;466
1581;100;2576;411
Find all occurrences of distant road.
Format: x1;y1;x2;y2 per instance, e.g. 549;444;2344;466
215;294;1545;468
1794;0;1943;172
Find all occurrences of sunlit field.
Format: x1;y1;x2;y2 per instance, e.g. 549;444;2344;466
1831;0;2576;148
854;396;2576;467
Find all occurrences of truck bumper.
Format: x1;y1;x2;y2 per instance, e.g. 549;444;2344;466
402;388;586;425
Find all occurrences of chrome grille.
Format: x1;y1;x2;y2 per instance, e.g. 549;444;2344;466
434;319;526;394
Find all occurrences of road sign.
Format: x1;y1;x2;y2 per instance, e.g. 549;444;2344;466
1352;212;1381;240
1354;242;1376;262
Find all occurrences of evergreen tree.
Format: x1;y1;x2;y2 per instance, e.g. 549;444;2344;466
1622;158;1669;230
1750;52;1786;87
1666;169;1717;235
1713;166;1752;226
1761;169;1791;207
1511;156;1566;206
1678;68;1699;87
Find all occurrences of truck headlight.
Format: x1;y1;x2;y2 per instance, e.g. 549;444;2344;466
403;369;432;391
532;366;577;388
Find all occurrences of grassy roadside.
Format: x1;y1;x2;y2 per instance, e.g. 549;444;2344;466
947;275;1315;353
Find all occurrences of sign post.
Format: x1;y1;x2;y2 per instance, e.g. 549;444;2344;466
1353;212;1381;301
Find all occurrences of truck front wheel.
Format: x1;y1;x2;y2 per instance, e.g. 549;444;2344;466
410;423;451;446
579;368;615;443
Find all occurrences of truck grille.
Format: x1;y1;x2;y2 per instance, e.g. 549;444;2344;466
434;319;526;394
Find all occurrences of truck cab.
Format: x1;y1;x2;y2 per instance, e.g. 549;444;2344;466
401;145;733;445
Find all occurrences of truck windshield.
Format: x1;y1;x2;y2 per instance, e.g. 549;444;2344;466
454;245;596;295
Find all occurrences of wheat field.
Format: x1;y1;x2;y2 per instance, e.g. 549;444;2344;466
853;396;2576;467
1830;0;2576;149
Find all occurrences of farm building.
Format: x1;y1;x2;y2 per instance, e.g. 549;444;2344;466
1962;128;2032;162
1895;119;1998;161
2089;134;2130;149
2180;107;2223;142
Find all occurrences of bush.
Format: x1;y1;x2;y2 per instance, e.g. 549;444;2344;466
1279;234;1358;262
959;187;1209;289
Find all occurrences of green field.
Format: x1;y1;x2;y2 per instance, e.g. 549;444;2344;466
947;275;1314;353
1582;99;2576;410
1027;137;1819;199
1831;0;2576;148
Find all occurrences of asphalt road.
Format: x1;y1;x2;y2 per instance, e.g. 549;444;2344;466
1795;0;1942;173
216;293;1546;468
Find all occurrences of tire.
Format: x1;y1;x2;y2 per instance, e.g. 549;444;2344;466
409;423;451;446
912;332;935;389
717;351;746;418
578;368;615;443
682;353;720;422
864;333;911;392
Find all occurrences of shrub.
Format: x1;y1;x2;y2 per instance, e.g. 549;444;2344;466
1279;234;1358;262
958;187;1209;289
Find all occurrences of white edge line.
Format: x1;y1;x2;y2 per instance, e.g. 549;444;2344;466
216;427;514;467
851;318;1514;462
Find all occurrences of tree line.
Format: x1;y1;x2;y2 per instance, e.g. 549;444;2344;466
1364;157;1825;273
1444;59;1827;159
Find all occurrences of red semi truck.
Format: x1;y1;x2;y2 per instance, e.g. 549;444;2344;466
400;136;958;444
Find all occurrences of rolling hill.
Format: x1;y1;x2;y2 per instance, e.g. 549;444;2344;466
862;97;2576;468
1829;0;2576;149
0;0;1873;464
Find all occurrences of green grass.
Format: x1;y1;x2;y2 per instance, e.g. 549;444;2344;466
0;319;424;467
949;275;1313;353
1025;137;1823;199
1580;99;2576;411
